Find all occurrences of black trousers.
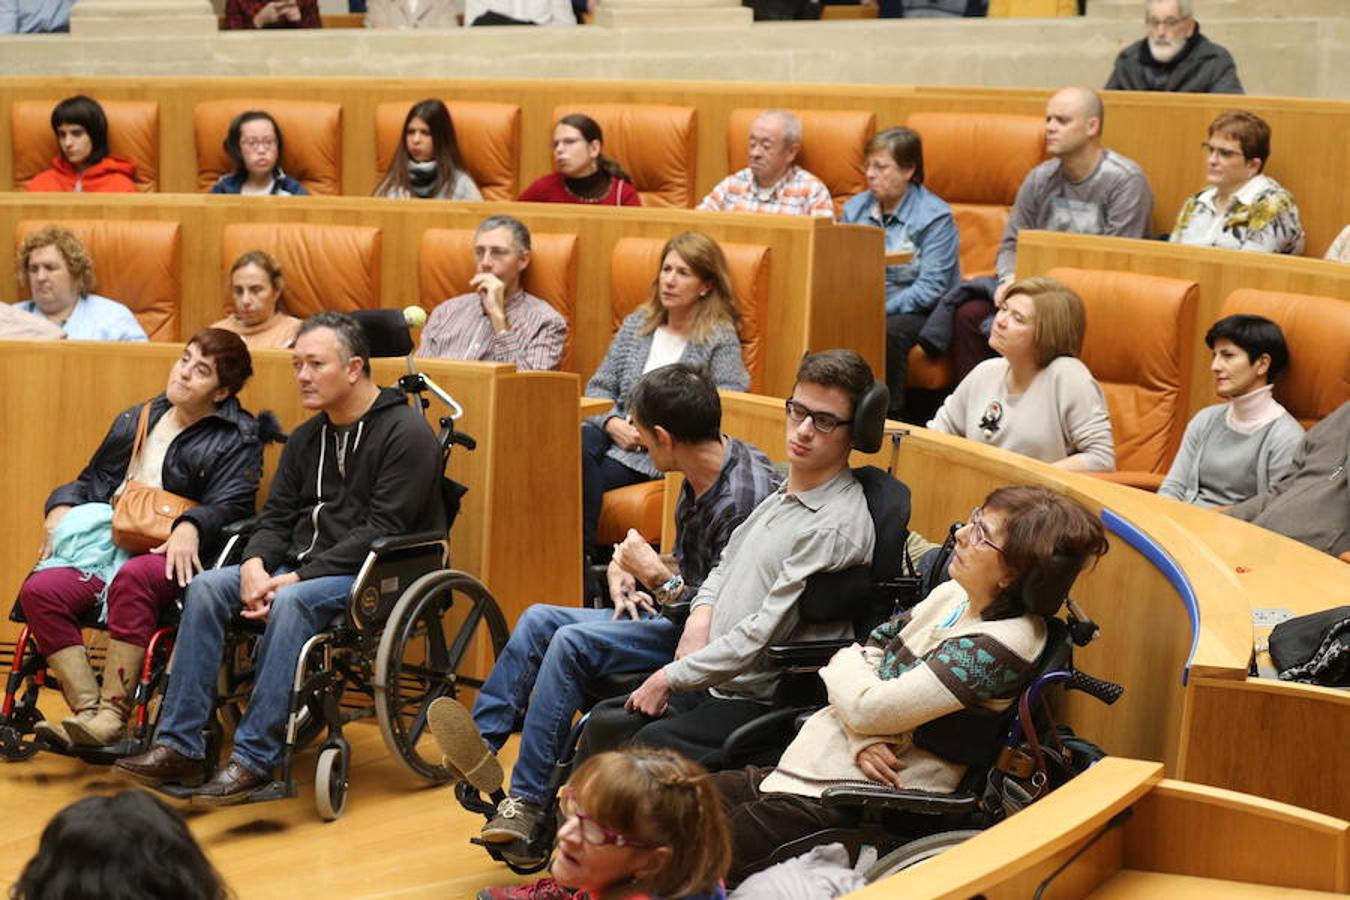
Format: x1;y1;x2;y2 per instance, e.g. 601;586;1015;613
884;311;928;418
714;766;854;886
577;690;773;770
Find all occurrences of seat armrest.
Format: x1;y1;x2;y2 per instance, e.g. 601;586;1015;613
820;784;979;815
1088;470;1165;491
369;531;446;555
767;639;852;668
660;600;691;626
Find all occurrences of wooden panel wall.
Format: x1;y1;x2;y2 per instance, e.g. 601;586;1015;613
0;194;883;398
2;78;1348;256
1015;230;1350;419
0;341;581;644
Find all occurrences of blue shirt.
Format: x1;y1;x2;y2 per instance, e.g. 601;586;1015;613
0;0;71;32
841;182;960;316
16;294;148;342
210;170;309;196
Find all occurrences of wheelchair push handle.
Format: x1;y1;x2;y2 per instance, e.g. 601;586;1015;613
1066;670;1124;706
449;430;477;451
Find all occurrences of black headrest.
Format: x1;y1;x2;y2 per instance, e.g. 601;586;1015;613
1018;553;1085;617
851;381;889;453
349;308;413;359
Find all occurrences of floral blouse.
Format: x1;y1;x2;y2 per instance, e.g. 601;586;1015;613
1170;174;1305;255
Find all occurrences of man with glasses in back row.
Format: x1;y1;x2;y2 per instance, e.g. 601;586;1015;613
1105;0;1243;94
698;109;835;220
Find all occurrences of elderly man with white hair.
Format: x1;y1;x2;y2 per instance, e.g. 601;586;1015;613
698;109;835;220
1105;0;1243;94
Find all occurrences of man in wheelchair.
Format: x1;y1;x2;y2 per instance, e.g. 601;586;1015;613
576;349;886;777
115;312;445;804
425;363;779;846
711;485;1111;885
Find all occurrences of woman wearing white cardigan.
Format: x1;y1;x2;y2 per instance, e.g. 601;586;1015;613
712;486;1110;886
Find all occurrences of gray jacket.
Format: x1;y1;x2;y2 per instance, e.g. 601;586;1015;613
1105;27;1243;94
585;310;749;477
1227;402;1350;558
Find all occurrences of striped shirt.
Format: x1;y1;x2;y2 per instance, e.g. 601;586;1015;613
416;289;567;372
698;165;835;220
672;436;781;605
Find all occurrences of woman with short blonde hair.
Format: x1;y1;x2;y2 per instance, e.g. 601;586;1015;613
929;276;1115;472
14;224;146;342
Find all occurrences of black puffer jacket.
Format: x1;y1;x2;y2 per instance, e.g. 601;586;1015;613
46;394;267;559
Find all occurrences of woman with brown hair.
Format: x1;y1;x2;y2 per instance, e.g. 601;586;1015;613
928;276;1115;472
715;486;1110;886
19;329;264;749
519;113;641;207
15;224;146;341
373;99;481;201
478;747;731;900
581;231;748;553
210;250;302;350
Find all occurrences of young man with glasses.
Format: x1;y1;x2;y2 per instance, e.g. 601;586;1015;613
1105;0;1243;94
578;349;877;776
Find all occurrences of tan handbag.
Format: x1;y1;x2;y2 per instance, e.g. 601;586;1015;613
111;404;198;554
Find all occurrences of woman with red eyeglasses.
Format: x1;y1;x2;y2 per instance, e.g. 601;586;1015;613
712;486;1109;886
477;747;729;900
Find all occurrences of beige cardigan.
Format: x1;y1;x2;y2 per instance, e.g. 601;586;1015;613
761;582;1047;798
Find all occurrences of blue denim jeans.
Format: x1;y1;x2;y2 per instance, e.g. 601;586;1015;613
471;603;678;805
155;565;354;777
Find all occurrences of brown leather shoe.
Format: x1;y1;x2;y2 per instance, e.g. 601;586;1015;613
189;760;271;807
113;744;206;788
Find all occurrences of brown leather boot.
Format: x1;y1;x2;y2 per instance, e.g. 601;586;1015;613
66;640;145;748
33;646;100;749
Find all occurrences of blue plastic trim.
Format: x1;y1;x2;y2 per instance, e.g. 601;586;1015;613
1100;508;1201;687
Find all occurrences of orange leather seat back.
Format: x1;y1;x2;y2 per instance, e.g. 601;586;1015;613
726;108;875;214
12;99;160;192
1219;289;1350;428
551;104;697;208
221;222;381;317
608;236;769;393
907;112;1046;278
417;228;579;371
194;99;342;195
1049;267;1198;475
16;218;180;340
374;100;521;201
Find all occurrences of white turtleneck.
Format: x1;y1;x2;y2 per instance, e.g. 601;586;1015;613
1225;383;1287;434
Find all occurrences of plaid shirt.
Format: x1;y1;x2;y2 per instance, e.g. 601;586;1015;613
672;436;780;603
416;289;567;372
697;165;835;220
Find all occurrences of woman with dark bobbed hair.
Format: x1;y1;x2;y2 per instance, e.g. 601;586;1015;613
26;95;137;194
19;329;265;749
1159;314;1303;508
12;789;230;900
714;486;1109;886
518;113;641;207
209;110;308;196
374;99;482;201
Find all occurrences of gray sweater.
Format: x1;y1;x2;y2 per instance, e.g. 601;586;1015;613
584;310;749;477
1159;403;1304;508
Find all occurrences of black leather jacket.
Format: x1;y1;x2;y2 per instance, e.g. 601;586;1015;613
46;394;265;558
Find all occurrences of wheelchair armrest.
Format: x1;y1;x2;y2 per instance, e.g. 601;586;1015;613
719;705;809;768
221;516;258;539
820;783;979;816
369;531;447;555
767;639;852;669
660;600;690;627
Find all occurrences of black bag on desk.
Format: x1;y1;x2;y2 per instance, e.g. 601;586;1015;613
1270;605;1350;687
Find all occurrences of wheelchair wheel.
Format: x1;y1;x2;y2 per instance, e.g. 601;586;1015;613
374;569;508;783
314;742;350;821
865;829;983;882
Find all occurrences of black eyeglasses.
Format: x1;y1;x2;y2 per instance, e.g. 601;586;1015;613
785;399;852;434
1200;142;1244;161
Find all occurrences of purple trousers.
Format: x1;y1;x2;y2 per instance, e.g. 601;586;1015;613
18;554;180;654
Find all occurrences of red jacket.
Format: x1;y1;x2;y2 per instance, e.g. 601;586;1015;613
26;154;138;193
